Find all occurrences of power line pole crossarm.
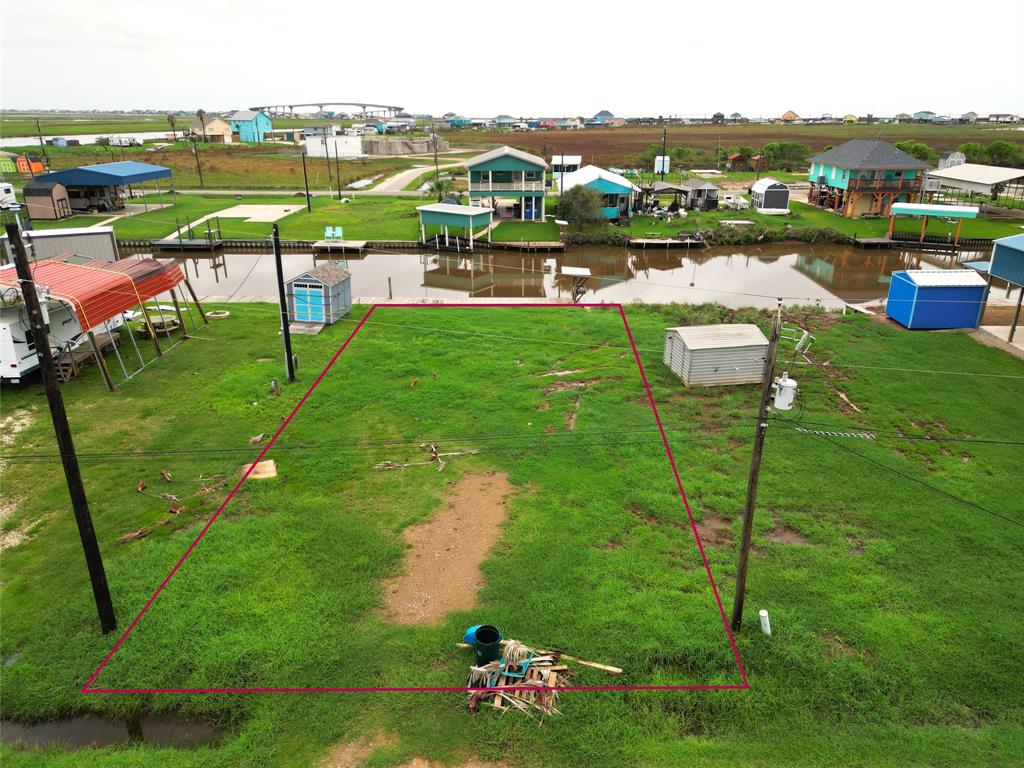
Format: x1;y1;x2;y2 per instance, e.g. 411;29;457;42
5;224;116;634
730;303;782;633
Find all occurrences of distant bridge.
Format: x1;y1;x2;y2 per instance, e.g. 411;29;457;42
249;101;406;117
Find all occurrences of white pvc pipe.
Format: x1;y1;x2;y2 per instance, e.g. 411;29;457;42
759;609;772;636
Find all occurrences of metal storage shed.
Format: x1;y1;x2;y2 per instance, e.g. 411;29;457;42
885;270;987;330
286;263;352;327
663;324;768;386
1;226;119;263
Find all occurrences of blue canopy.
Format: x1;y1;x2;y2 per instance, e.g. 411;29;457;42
36;161;171;186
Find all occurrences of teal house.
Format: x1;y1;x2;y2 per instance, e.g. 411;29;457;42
557;165;639;221
228;109;273;142
807;139;928;218
466;146;547;221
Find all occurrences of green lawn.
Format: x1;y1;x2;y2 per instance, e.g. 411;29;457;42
1;305;1022;767
28;215;110;230
490;220;562;242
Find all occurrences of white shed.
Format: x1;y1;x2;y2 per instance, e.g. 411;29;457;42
663;324;768;386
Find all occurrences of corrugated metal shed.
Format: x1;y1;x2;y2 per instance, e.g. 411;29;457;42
1;227;119;263
663;324;768;386
990;234;1024;287
885;270;987;330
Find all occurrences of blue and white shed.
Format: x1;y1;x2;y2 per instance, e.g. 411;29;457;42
885;269;987;330
286;263;351;326
990;234;1024;287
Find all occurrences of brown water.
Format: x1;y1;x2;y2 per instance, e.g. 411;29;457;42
0;715;223;749
136;243;981;309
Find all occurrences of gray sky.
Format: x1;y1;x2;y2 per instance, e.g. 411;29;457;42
2;0;1022;117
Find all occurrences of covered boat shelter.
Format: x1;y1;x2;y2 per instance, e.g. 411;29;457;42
886;202;978;244
34;161;172;214
417;203;494;249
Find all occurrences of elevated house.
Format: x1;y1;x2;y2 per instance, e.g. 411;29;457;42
912;110;936;123
188;116;233;142
556;165;639;222
806;139;928;218
466;146;547;221
228;109;272;142
551;154;582;175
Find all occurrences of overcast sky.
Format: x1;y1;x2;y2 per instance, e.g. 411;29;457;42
2;0;1022;118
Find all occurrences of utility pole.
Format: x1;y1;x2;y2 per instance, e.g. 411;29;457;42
300;152;311;212
323;135;332;185
717;135;722;173
5;224;116;634
334;142;342;201
730;302;782;633
660;126;667;181
432;132;440;181
191;137;204;188
35;118;49;168
272;223;295;382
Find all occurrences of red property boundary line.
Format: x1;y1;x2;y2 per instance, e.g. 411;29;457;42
82;303;749;694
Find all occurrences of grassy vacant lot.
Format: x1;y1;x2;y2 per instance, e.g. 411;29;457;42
2;142;421;191
31;194;427;241
447;124;1024;166
1;303;1022;767
621;201;1024;240
491;220;562;242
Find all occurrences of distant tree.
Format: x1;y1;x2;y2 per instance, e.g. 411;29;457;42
895;140;938;165
984;140;1024;168
196;109;208;142
166;113;177;141
425;176;454;202
557;186;605;227
668;146;694;166
763;141;810;170
956;142;983;163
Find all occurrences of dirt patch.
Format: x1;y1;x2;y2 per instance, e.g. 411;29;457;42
694;515;732;545
600;539;622;550
767;516;808;545
542;369;585;377
845;535;866;554
565;395;582;431
823;633;873;661
382;471;514;625
543;378;600;393
319;730;397;768
399;760;504;768
243;459;277;479
1;512;53;553
0;408;36;476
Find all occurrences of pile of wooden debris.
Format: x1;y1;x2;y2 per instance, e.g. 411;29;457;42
460;638;621;717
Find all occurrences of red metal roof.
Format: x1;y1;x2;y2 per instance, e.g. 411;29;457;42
0;256;184;332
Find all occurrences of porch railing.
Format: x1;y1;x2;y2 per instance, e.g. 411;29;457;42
469;181;545;192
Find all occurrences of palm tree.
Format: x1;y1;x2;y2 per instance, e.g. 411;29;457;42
425;176;454;202
196;109;208;142
166;113;177;141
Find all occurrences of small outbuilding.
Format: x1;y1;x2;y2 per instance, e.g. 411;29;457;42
286;263;352;327
750;178;790;214
23;181;72;220
989;234;1024;342
679;179;720;211
663;324;769;386
885;270;987;330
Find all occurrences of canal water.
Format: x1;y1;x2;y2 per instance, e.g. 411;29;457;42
0;715;223;749
143;243;979;309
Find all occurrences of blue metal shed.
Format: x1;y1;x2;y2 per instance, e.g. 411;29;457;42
885;269;987;329
286;263;351;327
990;234;1024;287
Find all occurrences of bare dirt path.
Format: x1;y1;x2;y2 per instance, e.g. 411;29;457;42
382;470;514;625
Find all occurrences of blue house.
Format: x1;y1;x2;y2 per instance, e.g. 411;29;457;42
885;270;987;329
557;165;639;220
466;146;547;221
228;110;273;143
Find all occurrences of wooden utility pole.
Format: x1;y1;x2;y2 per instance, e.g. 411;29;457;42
272;224;295;382
432;132;440;181
35;118;49;168
5;224;116;634
660;127;667;181
730;304;781;632
300;152;311;212
334;142;342;201
191;137;205;188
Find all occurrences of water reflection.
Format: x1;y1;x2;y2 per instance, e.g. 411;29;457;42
129;243;979;309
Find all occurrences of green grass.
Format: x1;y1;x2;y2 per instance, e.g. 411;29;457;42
490;220;562;242
28;215;110;230
1;304;1022;767
619;202;1024;240
0;112;171;137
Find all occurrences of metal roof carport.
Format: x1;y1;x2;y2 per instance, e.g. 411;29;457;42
886;202;978;244
36;161;172;186
417;203;494;248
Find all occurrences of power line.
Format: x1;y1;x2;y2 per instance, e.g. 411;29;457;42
810;433;1024;529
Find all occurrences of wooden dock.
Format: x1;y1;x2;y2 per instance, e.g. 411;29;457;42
628;237;705;249
312;239;368;254
151;238;225;251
